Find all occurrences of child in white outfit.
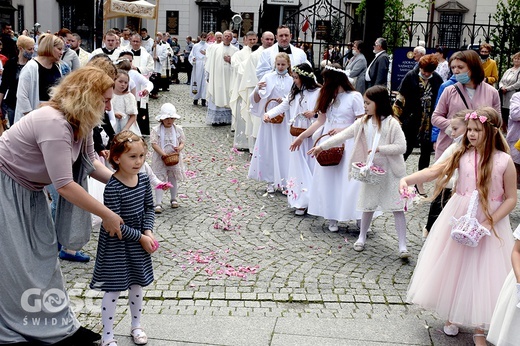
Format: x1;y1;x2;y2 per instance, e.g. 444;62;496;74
150;103;186;212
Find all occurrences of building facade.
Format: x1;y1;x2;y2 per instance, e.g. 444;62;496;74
0;0;505;51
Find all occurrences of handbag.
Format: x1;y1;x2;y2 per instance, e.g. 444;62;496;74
351;124;385;184
450;150;491;247
55;142;95;251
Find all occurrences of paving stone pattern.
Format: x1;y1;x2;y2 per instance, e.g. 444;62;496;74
60;82;520;342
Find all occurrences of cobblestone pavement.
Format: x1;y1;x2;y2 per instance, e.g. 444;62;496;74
61;80;520;343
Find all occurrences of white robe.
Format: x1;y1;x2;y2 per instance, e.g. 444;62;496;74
242;47;265;148
256;44;309;80
188;40;208;100
265;88;321;209
205;43;238;108
153;42;169;74
205;43;238;125
307;91;365;222
129;47;154;77
247;71;293;187
230;46;252;148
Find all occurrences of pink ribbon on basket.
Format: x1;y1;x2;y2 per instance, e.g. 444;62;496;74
400;186;417;211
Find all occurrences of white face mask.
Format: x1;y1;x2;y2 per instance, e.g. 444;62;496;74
352;50;359;56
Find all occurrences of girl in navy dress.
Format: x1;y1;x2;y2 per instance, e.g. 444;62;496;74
91;130;158;346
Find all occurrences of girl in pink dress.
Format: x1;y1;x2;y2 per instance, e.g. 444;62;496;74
399;107;517;346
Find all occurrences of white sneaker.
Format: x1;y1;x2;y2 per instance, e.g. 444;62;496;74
328;220;339;232
266;183;275;194
443;324;459;336
294;208;306;216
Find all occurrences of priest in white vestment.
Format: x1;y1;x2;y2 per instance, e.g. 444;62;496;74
240;31;275;151
189;32;208;106
205;30;238;125
256;26;309;80
230;31;258;149
127;33;154;78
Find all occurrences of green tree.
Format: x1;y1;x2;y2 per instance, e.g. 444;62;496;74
356;0;428;51
491;0;520;76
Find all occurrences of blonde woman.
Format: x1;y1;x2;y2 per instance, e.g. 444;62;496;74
0;66;122;344
14;33;64;123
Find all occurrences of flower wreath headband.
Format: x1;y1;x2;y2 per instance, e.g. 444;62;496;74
324;64;349;76
292;66;315;78
465;111;498;128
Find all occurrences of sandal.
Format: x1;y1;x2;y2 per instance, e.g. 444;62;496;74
102;340;118;346
130;327;148;345
353;241;365;252
399;250;411;259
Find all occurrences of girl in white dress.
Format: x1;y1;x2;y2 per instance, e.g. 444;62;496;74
248;52;293;193
487;224;520;346
112;69;141;135
267;63;321;215
291;64;364;232
309;85;409;257
150;103;187;212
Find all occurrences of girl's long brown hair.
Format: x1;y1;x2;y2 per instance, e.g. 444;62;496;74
431;107;509;237
315;63;355;114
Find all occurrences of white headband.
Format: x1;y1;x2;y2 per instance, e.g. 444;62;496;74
324;64;348;76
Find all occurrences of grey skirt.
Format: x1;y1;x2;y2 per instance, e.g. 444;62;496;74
0;170;79;344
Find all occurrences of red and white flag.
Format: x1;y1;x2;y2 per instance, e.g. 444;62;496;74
301;17;311;32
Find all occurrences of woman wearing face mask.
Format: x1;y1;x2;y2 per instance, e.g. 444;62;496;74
479;43;498;86
0;35;34;127
344;40;367;94
395;54;443;196
432;50;501;160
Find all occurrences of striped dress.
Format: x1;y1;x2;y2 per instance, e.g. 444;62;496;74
91;173;155;291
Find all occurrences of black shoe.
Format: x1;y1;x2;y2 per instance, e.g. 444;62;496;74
185;82;190;85
193;100;198;106
201;99;206;107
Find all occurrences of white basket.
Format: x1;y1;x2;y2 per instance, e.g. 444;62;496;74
450;190;491;247
351;162;385;185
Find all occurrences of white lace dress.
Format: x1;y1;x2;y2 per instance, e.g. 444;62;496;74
150;123;186;181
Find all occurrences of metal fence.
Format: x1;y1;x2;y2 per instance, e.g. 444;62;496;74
383;10;520;78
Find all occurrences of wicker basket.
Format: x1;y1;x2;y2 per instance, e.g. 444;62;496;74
290;113;310;137
314;134;344;166
162;152;179;166
265;99;285;124
450;190;491;247
351;162;385;185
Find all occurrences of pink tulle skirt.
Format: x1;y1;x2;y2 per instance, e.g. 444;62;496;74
406;193;514;329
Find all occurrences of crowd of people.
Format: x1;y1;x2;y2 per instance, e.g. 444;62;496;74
0;22;520;346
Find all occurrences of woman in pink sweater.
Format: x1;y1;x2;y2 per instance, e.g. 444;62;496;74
432;50;500;159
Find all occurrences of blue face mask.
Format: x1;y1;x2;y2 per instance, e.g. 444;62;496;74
22;50;33;60
455;72;471;84
277;69;288;75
